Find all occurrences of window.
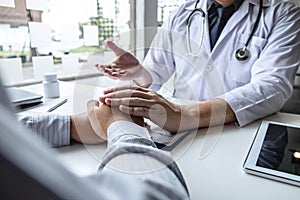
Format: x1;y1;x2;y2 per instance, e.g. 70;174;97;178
0;0;131;84
157;0;188;26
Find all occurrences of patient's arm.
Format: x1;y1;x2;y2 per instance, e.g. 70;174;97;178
18;100;142;146
70;112;104;144
86;100;145;140
18;112;104;147
88;100;189;199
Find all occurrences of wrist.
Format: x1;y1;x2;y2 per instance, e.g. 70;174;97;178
134;66;152;88
177;104;202;131
101;107;135;133
106;108;145;128
71;113;104;144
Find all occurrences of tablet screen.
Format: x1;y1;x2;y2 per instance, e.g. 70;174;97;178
243;121;300;186
256;123;300;176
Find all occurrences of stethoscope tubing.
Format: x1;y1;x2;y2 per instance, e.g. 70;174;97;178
186;0;205;56
186;10;205;56
186;0;263;61
244;0;263;47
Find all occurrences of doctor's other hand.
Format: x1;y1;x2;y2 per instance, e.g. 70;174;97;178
87;99;146;140
95;41;152;87
99;86;200;133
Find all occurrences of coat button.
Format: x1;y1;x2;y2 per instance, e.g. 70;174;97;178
206;64;213;71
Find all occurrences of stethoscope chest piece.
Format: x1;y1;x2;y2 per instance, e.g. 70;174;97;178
235;47;250;61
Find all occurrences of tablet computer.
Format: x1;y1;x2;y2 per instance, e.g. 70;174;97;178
5;87;43;107
243;120;300;187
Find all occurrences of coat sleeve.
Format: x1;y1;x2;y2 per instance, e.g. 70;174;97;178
142;5;184;91
223;2;300;126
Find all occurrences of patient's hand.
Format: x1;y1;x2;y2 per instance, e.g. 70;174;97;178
70;112;105;144
87;100;145;140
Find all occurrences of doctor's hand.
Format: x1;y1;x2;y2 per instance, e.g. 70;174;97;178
95;41;152;87
87;99;146;140
99;86;201;133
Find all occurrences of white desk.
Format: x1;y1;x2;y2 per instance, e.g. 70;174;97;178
176;113;300;200
19;81;300;200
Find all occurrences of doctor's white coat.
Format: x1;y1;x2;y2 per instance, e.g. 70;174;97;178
143;0;300;126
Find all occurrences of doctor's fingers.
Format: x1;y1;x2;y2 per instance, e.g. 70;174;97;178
96;66;125;79
104;97;155;108
105;40;127;56
118;105;151;119
101;67;126;76
99;70;120;80
96;64;125;73
100;89;155;103
103;85;151;95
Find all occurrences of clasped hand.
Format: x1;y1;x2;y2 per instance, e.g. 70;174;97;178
71;100;145;144
99;86;199;133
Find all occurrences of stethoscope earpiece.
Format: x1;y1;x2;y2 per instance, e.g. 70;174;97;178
235;47;250;61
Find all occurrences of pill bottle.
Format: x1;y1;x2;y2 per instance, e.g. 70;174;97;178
43;72;60;98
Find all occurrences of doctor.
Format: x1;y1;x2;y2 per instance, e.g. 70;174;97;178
97;0;300;132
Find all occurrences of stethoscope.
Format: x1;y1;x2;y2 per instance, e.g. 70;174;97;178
186;0;263;61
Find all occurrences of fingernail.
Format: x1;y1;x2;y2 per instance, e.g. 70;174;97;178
105;98;111;104
99;97;105;103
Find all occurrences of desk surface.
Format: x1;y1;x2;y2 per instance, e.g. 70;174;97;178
19;81;300;200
